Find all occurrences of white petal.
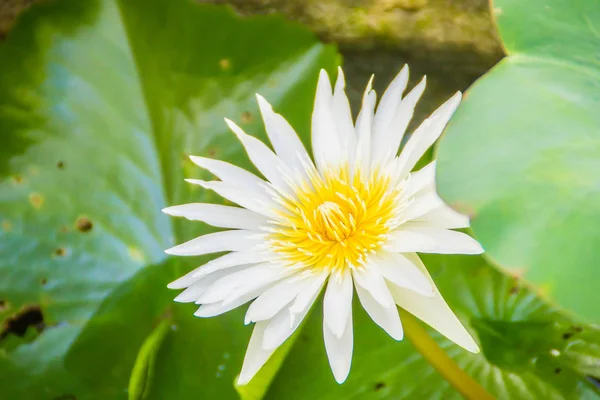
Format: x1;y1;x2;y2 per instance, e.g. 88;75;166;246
172;265;249;302
402;161;436;198
238;321;276;385
395;91;461;178
189;155;266;194
194;285;268;318
371;65;409;156
185;179;278;218
192;250;269;280
262;272;326;350
354;76;376;172
238;274;328;385
168;250;269;289
323;269;353;338
167;250;270;289
255;94;313;174
312;69;343;171
373;76;427;164
323;307;353;383
197;262;290;304
289;270;329;314
386;227;483;254
162;203;266;230
225;118;292;195
165;230;262;256
412;206;470;229
332;67;357;163
354;272;403;340
389;282;479;353
374;252;434;297
403;192;444;222
352;266;395;308
245;275;308;324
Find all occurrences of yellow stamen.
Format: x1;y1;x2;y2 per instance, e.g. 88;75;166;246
269;165;404;273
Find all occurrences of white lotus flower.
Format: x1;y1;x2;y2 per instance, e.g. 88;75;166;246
164;65;482;385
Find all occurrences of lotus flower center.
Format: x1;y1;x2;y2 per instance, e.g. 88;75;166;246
269;167;405;273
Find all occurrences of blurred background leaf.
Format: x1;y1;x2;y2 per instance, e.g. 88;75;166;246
437;0;600;323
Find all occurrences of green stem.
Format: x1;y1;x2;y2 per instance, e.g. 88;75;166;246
400;309;495;400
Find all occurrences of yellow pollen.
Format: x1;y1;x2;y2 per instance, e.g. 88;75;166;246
269;165;403;273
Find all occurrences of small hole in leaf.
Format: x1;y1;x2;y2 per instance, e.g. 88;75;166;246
219;58;231;70
374;382;386;391
2;220;12;232
562;332;573;340
41;278;48;285
57;161;65;169
29;193;44;209
75;217;93;233
54;248;66;257
554;368;562;374
241;111;253;124
0;305;45;340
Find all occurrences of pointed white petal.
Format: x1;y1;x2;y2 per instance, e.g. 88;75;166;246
173;280;214;303
395;91;461;178
373;76;427;163
168;270;199;290
255;94;313;174
225;118;292;194
324;307;353;383
402;161;436;198
355;76;376;172
197;262;290;304
323;269;353;338
194;285;267;318
189;156;266;194
238;321;276;385
403;192;444;222
261;308;296;350
185;179;278;218
312;69;343;171
389;282;479;353
192;250;269;280
352;266;395;308
372;65;409;155
245;275;308;324
412;206;470;229
262;272;326;350
162;203;266;230
289;270;329;314
332;67;357;163
354;271;403;340
172;265;248;302
169;250;269;289
386;227;483;254
165;230;262;256
375;252;434;297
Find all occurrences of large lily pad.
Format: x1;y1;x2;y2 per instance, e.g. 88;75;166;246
436;0;600;322
0;0;338;398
